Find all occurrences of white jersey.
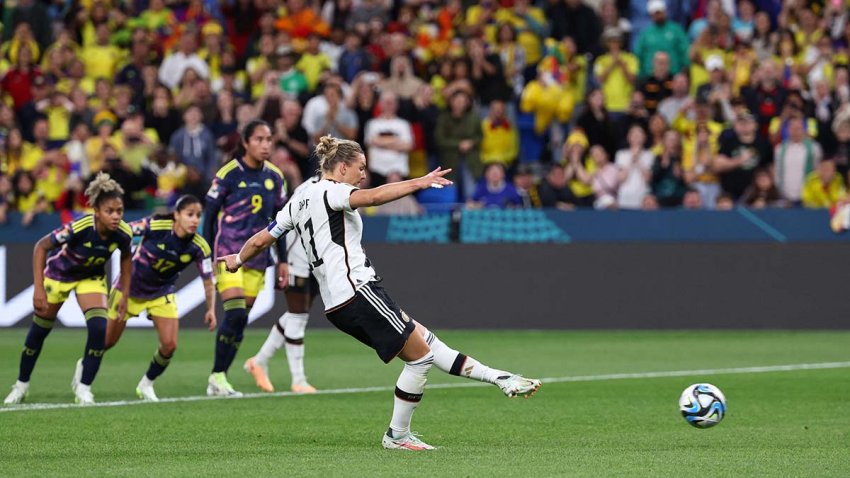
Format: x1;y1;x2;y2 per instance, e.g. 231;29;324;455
284;177;321;278
268;179;377;310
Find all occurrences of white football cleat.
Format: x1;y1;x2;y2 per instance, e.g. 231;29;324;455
382;431;436;451
3;381;29;405
74;384;95;406
136;377;159;402
495;374;542;398
207;373;243;397
71;358;83;392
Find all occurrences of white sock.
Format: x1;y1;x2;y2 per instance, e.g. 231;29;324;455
425;331;505;384
282;313;309;385
76;383;91;394
139;375;154;387
15;380;29;389
255;316;287;366
389;351;434;438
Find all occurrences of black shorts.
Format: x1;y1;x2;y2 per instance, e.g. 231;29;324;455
288;274;319;298
325;282;415;363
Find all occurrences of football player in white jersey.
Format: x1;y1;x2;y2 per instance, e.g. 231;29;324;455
244;177;321;394
218;135;541;451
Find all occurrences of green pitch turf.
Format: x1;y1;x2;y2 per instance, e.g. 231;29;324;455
1;329;848;477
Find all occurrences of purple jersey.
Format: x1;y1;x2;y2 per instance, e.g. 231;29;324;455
119;217;213;299
204;158;287;270
44;215;132;282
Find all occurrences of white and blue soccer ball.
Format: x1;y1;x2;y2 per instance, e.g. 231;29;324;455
679;383;727;428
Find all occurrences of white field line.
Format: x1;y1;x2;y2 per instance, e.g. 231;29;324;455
2;361;849;414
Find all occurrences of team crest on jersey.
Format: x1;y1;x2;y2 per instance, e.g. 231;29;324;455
109;243;118;252
264;178;275;190
55;227;70;243
208;182;221;199
180;254;192;263
83;242;92;248
238;181;247;188
401;310;411;323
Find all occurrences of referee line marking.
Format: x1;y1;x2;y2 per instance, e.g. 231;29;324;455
2;361;849;414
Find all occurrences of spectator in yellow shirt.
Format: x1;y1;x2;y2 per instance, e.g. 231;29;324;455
296;34;334;93
501;0;547;62
802;159;846;209
85;111;119;173
12;170;49;226
36;90;74;143
139;0;177;40
1;128;37;175
80;23;124;80
593;27;638;115
481;100;519;167
20;118;50;171
246;34;276;100
1;23;41;65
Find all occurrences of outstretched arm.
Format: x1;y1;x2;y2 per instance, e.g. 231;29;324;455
218;228;278;273
348;167;453;209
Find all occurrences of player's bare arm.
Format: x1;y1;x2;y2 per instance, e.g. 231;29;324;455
218;229;278;273
348;167;453;209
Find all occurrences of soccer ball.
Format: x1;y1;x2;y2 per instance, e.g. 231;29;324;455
679;383;726;428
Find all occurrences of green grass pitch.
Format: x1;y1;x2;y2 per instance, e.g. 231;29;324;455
1;328;849;477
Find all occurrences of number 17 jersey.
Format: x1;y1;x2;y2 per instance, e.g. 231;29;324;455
267;179;376;311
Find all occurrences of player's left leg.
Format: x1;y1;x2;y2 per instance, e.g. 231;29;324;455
383;325;436;451
137;315;178;402
209;265;252;396
416;322;541;398
74;291;109;405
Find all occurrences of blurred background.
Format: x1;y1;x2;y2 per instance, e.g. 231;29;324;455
1;0;849;330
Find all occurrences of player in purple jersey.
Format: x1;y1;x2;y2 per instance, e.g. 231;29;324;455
203;119;289;396
4;173;133;406
102;195;217;402
219;136;541;450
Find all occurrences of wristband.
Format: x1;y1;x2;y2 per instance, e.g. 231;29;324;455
235;253;243;266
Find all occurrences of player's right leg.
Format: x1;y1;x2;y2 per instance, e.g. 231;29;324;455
4;285;63;405
416;323;541;398
137;315;178;402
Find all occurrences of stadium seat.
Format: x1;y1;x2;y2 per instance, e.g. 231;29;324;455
387;214;452;243
460;209;570;243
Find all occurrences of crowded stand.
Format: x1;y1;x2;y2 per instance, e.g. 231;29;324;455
1;0;849;224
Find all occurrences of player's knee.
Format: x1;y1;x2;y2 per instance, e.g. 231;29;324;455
160;340;177;357
85;311;108;333
284;313;309;341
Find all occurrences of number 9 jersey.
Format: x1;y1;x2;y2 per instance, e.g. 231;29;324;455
204;158;287;270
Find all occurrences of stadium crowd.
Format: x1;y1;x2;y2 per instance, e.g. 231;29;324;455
2;0;850;224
